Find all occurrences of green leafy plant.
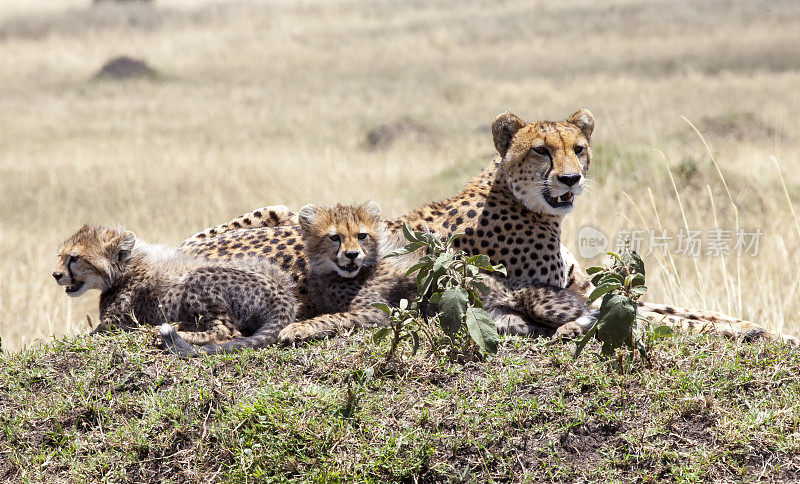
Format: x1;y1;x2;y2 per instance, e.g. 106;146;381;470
372;299;422;362
574;247;673;366
373;224;506;361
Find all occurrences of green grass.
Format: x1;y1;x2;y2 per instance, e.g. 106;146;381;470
2;331;799;482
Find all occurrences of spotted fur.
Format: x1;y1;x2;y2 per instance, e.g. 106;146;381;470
182;205;298;245
639;302;797;344
180;108;789;343
483;282;595;339
277;201;593;344
277;201;416;344
54;224;296;355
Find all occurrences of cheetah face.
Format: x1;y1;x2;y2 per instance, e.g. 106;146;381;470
52;253;106;297
54;225;136;297
326;229;372;278
492;108;594;217
299;201;383;279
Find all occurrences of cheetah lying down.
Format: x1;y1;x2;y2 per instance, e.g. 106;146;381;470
159;201;594;354
53;224;296;353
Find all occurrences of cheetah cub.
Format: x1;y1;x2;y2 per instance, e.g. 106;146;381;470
53;224;296;354
277;201;594;344
277;201;419;344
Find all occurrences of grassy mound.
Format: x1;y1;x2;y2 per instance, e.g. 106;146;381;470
1;331;799;482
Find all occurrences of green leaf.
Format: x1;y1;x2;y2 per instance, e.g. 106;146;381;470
465;307;499;356
385;249;406;258
447;233;463;248
433;252;454;273
466;254;492;269
371;302;391;314
599;273;624;286
472;281;490;295
372;328;391;343
468;289;484;308
587;283;618;304
416;266;434;296
630;286;647;298
420;253;450;296
402;223;422;243
586;266;603;275
624;249;646;279
491;264;507;276
438;288;468;337
652;325;675;339
595;294;637;357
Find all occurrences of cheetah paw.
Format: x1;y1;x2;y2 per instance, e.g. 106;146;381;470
492;313;530;336
554;321;586;341
278;323;315;346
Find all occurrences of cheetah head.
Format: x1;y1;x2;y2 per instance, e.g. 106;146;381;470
53;224;136;297
492;108;594;217
298;201;383;279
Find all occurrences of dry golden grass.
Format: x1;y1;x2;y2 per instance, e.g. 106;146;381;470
1;0;799;351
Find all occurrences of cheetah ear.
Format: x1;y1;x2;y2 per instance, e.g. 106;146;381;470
567;108;594;139
109;231;136;264
362;200;381;224
491;112;526;158
298;204;320;233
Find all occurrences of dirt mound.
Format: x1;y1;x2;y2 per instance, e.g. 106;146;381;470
94;56;157;80
363;119;437;151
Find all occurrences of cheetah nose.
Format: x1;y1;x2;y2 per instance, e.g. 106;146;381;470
557;174;581;187
344;251;360;260
52;272;63;281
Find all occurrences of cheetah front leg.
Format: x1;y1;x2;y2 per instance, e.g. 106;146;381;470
278;309;388;345
181;205;297;246
483;282;595;339
486;307;594;339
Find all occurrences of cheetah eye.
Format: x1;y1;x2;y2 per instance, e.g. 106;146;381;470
69;255;80;264
357;233;368;240
531;146;549;156
328;234;340;242
574;145;585;155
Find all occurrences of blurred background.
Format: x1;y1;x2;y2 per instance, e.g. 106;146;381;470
1;0;799;351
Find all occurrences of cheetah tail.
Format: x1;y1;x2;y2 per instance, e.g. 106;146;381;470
159;324;200;358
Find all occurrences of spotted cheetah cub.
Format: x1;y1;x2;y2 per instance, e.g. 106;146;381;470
53;224;296;354
277;201;593;344
276;201;418;344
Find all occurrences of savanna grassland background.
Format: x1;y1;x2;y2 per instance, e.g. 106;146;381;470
1;0;799;352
